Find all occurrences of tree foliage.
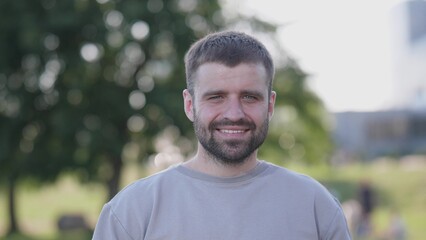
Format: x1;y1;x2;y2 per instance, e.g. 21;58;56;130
0;0;332;235
0;0;224;234
265;59;333;165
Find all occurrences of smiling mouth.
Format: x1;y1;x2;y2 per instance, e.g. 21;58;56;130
219;129;247;134
211;119;254;135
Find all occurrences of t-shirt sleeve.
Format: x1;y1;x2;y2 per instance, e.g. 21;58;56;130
92;203;135;240
324;205;352;240
314;185;352;240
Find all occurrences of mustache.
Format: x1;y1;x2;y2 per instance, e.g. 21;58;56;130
210;119;255;129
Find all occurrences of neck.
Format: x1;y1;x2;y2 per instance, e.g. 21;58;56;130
183;148;260;178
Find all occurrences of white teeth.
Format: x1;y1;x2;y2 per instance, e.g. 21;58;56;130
220;129;245;134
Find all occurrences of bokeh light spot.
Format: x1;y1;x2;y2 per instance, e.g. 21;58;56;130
131;21;150;41
127;115;146;132
129;91;146;110
80;43;103;62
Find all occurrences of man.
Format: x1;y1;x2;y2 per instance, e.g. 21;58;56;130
92;31;351;240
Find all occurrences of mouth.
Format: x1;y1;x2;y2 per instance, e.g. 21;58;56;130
219;129;247;134
216;127;250;138
211;119;254;137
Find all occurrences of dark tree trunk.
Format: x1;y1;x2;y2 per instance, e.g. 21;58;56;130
107;156;123;201
7;176;20;235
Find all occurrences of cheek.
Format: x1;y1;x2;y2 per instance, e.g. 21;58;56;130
246;107;270;123
195;109;217;124
196;102;221;119
188;100;219;124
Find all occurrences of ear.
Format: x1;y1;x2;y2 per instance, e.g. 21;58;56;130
183;89;194;122
268;91;276;120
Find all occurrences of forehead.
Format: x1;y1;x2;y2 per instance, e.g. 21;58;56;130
193;62;268;92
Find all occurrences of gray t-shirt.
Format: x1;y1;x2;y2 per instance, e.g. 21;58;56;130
92;161;351;240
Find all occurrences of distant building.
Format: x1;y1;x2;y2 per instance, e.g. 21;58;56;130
332;110;426;160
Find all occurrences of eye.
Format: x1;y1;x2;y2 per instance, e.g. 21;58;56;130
209;95;221;99
242;95;258;102
207;95;224;102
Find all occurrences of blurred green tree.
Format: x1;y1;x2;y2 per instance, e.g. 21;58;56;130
0;0;223;234
265;59;333;165
0;0;331;235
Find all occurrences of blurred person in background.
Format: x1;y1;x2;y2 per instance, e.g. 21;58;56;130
357;179;376;237
92;31;351;240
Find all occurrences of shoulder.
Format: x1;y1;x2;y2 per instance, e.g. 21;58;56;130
93;167;182;240
264;162;339;203
265;162;326;189
108;165;181;207
266;163;350;237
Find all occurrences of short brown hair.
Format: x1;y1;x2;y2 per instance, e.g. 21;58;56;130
184;31;274;95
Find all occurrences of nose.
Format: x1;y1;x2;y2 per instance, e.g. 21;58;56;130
223;98;245;121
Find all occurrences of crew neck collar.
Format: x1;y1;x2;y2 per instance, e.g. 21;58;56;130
176;160;269;184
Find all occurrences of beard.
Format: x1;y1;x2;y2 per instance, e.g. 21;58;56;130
193;111;269;166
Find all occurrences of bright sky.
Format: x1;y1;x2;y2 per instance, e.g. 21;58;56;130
235;0;405;112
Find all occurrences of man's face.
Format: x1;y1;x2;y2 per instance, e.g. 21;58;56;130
183;62;276;165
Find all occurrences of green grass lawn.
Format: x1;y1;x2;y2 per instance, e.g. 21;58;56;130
0;175;106;240
1;160;425;239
